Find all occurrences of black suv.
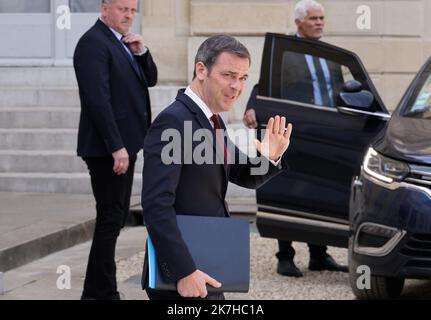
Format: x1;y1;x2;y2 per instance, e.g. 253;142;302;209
250;33;431;299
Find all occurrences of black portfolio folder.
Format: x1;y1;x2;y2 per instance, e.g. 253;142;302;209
147;214;250;292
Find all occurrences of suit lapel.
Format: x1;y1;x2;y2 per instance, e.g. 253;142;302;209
176;91;215;149
176;92;229;181
96;20;147;86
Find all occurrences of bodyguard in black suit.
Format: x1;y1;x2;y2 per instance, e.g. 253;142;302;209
141;35;293;300
73;0;157;300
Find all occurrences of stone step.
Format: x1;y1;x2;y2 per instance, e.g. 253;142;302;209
0;107;79;129
0;129;77;150
0;172;254;200
0;124;249;152
0;85;180;108
0;66;182;95
0;150;144;173
0;67;182;97
0;67;78;87
0;146;263;176
0;102;175;129
0;87;80;107
0;172;141;194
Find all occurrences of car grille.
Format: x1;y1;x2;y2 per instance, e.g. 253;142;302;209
405;164;431;189
401;234;431;268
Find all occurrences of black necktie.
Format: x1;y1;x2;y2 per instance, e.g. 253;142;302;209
121;36;144;80
312;56;331;106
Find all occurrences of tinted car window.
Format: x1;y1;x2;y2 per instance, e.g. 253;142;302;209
259;34;388;113
278;50;354;107
403;69;431;120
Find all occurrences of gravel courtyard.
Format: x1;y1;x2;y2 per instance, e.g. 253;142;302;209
117;228;353;299
116;226;431;300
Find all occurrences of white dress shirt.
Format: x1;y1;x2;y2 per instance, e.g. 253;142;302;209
99;18;134;59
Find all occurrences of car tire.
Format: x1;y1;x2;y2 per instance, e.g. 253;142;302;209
349;266;405;300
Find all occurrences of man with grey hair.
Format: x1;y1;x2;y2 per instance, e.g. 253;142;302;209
74;0;157;299
141;35;292;300
294;0;325;38
243;0;347;278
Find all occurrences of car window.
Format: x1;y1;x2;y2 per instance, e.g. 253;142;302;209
259;34;388;113
403;70;431;120
279;51;354;107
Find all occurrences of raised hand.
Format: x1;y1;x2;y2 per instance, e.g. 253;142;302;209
122;32;146;54
255;115;293;161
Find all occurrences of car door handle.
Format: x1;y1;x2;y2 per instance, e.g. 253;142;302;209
353;177;363;187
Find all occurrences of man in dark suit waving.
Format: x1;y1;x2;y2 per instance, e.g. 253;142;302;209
73;0;157;300
142;35;293;300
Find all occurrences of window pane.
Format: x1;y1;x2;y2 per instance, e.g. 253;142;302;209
69;0;140;13
0;0;50;13
404;71;431;120
69;0;100;13
278;51;347;107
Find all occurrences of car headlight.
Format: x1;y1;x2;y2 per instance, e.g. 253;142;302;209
363;147;409;183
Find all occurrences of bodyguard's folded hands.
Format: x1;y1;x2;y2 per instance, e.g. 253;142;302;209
177;269;222;298
255;115;293;161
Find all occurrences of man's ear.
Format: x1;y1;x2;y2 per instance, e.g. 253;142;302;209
101;3;109;18
294;18;301;28
195;62;208;80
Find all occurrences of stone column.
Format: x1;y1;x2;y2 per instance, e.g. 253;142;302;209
142;0;430;119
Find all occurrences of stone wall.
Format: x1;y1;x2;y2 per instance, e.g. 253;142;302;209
142;0;431;121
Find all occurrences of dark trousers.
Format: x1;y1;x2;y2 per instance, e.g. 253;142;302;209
146;288;225;301
276;240;327;261
81;154;137;300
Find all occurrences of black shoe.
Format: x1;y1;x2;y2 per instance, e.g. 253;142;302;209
277;260;303;277
80;292;123;300
308;254;348;272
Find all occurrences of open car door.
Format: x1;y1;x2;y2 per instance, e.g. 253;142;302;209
252;33;391;247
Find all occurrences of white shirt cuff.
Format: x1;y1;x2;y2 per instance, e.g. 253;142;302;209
269;157;281;167
134;47;148;56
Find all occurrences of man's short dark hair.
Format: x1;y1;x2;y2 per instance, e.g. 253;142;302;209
193;35;251;79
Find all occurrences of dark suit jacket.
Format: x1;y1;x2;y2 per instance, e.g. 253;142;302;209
141;89;284;288
74;19;157;157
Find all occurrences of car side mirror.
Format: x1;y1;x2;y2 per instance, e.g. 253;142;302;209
342;79;363;93
337;80;375;111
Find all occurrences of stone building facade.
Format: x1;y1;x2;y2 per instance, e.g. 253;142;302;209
142;0;431;121
0;0;429;194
